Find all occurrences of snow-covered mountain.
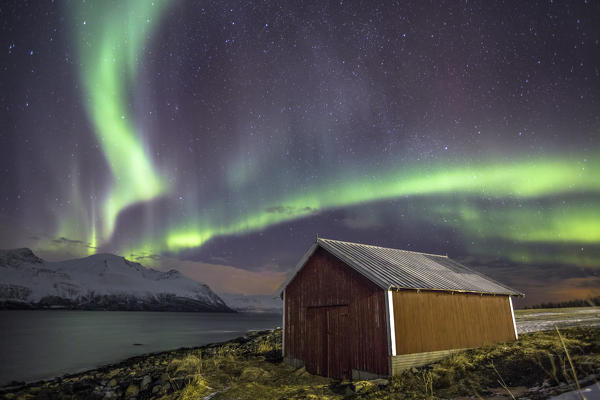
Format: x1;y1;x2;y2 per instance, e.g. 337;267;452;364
219;292;282;313
0;248;233;312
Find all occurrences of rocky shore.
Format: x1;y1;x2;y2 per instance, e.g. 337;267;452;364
2;326;599;400
0;329;283;400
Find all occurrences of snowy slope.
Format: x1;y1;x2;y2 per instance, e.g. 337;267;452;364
0;248;232;312
219;292;282;313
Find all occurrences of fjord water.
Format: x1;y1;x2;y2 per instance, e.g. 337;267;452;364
0;310;282;385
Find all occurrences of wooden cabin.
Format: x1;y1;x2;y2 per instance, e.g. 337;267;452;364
278;238;523;380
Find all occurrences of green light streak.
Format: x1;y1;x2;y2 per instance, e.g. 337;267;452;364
76;1;169;243
56;166;97;255
436;203;600;243
161;155;598;252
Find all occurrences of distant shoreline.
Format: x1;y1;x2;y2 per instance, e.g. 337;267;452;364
0;304;237;312
0;301;236;313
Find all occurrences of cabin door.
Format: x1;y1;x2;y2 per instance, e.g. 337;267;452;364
306;305;350;379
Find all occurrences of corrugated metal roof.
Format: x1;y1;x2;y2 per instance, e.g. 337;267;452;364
278;238;523;296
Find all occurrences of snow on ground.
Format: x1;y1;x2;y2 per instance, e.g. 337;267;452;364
516;307;600;334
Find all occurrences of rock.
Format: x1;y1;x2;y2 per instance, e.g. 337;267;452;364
125;384;139;398
140;375;152;391
352;380;376;393
103;390;118;399
73;378;95;392
344;385;354;397
293;366;307;376
369;378;389;387
108;379;118;387
107;369;121;379
159;373;170;384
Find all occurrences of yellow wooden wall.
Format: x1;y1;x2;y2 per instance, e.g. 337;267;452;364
392;290;516;355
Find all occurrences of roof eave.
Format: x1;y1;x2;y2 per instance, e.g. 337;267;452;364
275;241;320;297
389;286;524;297
317;238;390;290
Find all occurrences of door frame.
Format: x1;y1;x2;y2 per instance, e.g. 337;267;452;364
305;304;350;379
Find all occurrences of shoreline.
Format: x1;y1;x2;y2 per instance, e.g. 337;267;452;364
0;304;236;313
1;328;282;399
0;339;226;389
2;326;599;400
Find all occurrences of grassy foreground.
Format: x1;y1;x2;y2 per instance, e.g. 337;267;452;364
3;326;599;399
174;326;600;400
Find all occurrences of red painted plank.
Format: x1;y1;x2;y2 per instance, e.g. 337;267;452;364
284;248;388;378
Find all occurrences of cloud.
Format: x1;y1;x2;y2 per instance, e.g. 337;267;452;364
52;237;85;245
264;205;318;215
130;253;163;261
340;214;385;230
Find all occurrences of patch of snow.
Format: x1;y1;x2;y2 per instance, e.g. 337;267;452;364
516;308;600;334
550;383;600;400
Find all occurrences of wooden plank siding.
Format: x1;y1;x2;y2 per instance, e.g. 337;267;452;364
284;247;389;378
392;290;516;355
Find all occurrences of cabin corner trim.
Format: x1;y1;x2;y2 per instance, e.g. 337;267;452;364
386;290;397;356
509;296;518;340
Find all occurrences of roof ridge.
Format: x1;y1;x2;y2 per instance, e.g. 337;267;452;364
317;237;448;258
278;237;523;297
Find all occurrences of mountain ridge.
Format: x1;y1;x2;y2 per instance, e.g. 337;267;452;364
0;248;233;312
219;292;282;313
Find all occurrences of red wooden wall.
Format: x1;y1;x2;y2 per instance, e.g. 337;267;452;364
284;247;389;378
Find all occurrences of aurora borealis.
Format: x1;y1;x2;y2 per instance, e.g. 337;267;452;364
1;0;599;302
76;0;169;242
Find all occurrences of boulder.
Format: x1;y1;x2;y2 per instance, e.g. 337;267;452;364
103;390;118;399
293;366;308;376
159;373;170;384
351;380;376;393
140;375;152;391
125;384;139;398
370;378;389;387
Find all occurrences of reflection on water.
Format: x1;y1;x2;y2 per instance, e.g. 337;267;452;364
0;310;281;385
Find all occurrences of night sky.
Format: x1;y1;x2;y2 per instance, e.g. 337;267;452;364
1;0;599;303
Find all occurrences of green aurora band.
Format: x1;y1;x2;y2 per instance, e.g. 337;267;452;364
67;2;598;267
123;155;599;267
75;1;169;243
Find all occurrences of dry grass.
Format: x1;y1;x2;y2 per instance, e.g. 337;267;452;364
169;326;600;400
179;375;212;400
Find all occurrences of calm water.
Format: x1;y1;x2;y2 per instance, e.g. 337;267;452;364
0;310;282;385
